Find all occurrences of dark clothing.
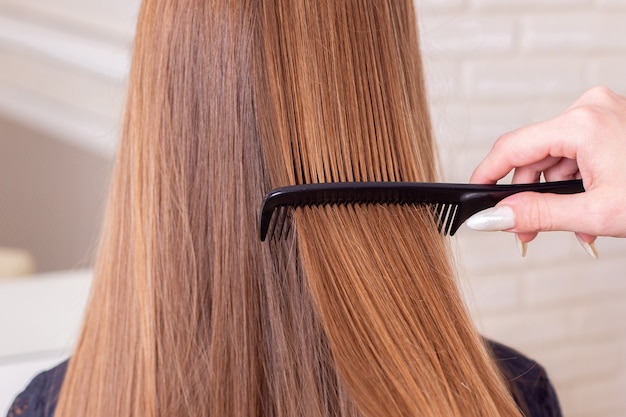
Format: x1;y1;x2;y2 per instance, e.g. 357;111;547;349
487;340;562;417
7;341;561;417
6;360;67;417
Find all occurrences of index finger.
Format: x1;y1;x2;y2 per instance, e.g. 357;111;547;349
470;115;581;184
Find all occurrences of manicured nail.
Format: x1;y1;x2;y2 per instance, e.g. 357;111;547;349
576;235;599;259
466;206;515;231
515;235;527;257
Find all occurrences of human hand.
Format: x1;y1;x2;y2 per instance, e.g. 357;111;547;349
468;87;626;256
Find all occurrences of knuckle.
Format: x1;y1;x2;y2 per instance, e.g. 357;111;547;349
534;198;554;231
491;132;508;149
582;86;618;103
566;105;607;129
491;132;516;160
567;87;623;136
519;195;554;232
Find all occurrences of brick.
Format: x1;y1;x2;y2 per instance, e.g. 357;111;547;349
430;103;472;145
462;103;534;143
439;144;515;183
522;263;590;307
534;367;625;417
423;57;462;101
455;230;572;274
440;154;514;189
419;15;515;56
475;308;571;350
414;0;466;13
571;300;626;340
562;371;626;417
464;58;585;100
595;0;626;9
592;236;626;258
434;114;487;181
577;258;626;297
463;273;522;312
533;340;620;384
454;231;521;274
527;99;583;122
472;0;590;10
522;232;584;263
521;13;626;52
523;257;626;307
588;58;626;93
434;102;536;160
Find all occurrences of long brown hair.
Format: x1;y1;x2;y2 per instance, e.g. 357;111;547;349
56;1;523;416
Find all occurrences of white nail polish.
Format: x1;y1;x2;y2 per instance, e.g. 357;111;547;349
515;235;527;257
466;206;516;231
576;235;599;259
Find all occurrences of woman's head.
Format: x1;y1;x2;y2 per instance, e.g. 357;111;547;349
56;1;523;416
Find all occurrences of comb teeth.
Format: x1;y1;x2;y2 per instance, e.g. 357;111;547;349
431;203;459;236
266;206;293;241
262;201;461;241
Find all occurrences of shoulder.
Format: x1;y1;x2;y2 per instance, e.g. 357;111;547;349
5;347;560;417
6;361;68;417
487;340;563;417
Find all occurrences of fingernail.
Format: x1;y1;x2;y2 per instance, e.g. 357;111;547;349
466;206;515;231
516;235;527;257
576;235;599;259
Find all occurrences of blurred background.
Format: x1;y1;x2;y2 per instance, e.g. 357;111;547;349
1;0;625;416
0;0;139;410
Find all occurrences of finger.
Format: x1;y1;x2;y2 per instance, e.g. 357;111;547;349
542;158;580;182
575;232;599;259
511;165;542;244
470;116;583;184
511;166;541;185
466;192;596;235
517;232;538;243
575;232;597;244
511;158;576;244
499;192;596;235
511;156;562;184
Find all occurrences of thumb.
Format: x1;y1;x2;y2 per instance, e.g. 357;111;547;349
466;192;595;235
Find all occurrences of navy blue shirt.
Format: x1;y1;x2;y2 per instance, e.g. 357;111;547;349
7;341;561;417
7;360;67;417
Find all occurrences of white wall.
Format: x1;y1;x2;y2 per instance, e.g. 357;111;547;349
0;0;138;270
0;0;140;156
417;1;626;416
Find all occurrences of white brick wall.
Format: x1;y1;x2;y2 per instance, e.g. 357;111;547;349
417;1;626;416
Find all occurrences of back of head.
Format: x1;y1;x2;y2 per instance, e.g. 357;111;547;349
255;2;523;416
55;1;523;416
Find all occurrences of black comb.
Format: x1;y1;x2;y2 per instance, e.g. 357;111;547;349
259;179;584;241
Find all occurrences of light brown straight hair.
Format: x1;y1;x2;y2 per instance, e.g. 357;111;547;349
56;1;524;416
